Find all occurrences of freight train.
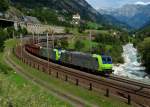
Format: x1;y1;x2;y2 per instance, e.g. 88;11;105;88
25;44;113;74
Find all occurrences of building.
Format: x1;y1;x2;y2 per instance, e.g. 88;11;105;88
18;22;64;34
72;13;81;25
23;16;41;24
58;16;65;22
15;16;64;34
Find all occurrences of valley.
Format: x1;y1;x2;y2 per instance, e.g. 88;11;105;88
0;0;150;106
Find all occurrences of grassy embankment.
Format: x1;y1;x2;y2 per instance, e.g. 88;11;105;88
0;39;72;107
9;39;132;107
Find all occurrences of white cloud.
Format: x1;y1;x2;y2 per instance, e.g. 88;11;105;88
135;1;150;5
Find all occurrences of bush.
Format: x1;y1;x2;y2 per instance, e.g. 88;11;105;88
61;39;68;49
74;40;85;51
0;27;17;52
92;43;105;55
0;28;8;52
138;37;150;72
0;0;9;12
78;24;86;33
64;28;70;33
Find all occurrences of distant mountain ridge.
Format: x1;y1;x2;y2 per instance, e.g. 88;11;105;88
98;4;150;29
11;0;102;22
10;0;127;28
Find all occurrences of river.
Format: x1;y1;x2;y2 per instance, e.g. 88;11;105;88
113;44;150;80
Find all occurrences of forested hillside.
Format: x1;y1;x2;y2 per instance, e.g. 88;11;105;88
11;0;102;23
134;24;150;72
10;0;127;28
0;0;10;12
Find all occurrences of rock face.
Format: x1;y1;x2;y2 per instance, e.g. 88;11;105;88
11;0;102;22
98;4;150;29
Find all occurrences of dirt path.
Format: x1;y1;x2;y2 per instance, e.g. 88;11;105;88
4;49;99;107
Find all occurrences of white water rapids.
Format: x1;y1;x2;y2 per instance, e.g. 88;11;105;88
113;44;150;80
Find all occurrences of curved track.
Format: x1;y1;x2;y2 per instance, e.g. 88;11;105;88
5;50;93;107
109;75;150;89
14;37;150;107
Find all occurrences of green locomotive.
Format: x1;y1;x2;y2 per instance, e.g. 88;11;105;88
38;47;113;74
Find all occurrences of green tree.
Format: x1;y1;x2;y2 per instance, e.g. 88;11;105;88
61;39;68;49
0;28;8;52
64;28;70;34
17;26;28;36
138;37;150;72
0;0;9;12
6;27;15;38
74;40;85;51
78;23;86;33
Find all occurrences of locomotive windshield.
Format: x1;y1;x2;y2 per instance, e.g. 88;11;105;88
102;56;112;64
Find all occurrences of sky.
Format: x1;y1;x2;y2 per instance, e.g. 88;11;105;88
86;0;150;9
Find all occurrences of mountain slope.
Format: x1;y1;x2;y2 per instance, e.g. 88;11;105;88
98;4;150;29
142;20;150;28
11;0;103;22
102;14;130;29
10;0;127;28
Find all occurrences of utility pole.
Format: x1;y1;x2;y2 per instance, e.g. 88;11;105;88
36;26;39;44
47;32;50;72
52;32;54;49
47;32;49;58
13;31;15;39
52;27;55;49
37;26;40;44
89;30;92;53
33;32;35;43
20;34;23;59
38;33;40;44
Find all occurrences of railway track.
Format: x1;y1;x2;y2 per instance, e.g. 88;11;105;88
13;37;150;107
109;75;150;89
5;50;92;107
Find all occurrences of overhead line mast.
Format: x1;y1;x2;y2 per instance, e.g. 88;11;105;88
47;32;50;72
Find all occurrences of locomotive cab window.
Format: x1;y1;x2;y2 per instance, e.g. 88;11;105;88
107;57;112;64
102;56;112;64
102;57;107;64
